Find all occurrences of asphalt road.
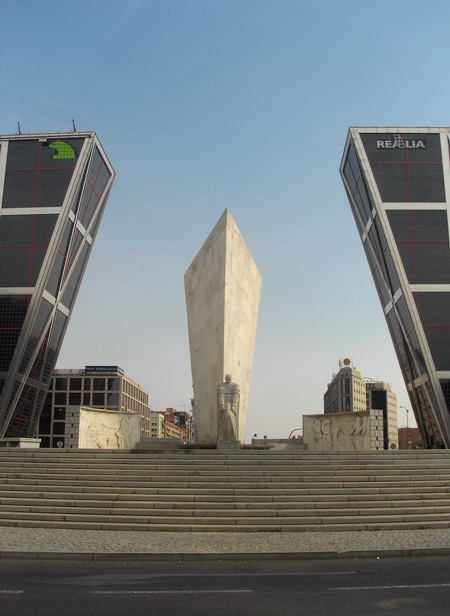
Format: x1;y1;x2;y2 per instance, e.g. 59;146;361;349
1;555;450;615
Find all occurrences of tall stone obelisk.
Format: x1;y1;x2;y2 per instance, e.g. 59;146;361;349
184;209;261;443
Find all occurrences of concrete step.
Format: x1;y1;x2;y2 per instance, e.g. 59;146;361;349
2;477;450;492
0;465;450;483
2;495;449;510
1;489;449;506
1;449;450;532
0;468;450;484
0;449;450;464
2;509;450;527
2;503;450;519
2;457;450;470
2;482;450;497
0;454;429;462
2;518;450;532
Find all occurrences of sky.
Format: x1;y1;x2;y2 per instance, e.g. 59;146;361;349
2;0;449;440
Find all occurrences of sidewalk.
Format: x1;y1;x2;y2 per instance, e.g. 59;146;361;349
2;526;450;561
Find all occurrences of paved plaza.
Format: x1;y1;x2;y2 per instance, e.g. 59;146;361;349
2;526;450;560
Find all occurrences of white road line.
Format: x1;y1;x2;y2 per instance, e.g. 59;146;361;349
0;590;24;594
137;571;357;577
331;583;450;591
91;590;254;595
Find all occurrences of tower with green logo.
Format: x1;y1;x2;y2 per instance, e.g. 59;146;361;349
0;132;115;438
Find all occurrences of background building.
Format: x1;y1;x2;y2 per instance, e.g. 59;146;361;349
324;359;398;449
341;127;450;447
163;407;194;442
150;411;164;439
0;132;114;439
398;426;422;450
37;366;150;448
366;380;398;449
324;358;367;414
148;409;194;442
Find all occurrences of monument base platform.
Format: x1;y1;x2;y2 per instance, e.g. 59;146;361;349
135;438;186;451
217;440;241;450
0;438;41;449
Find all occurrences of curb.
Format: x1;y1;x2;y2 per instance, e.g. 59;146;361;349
2;547;450;561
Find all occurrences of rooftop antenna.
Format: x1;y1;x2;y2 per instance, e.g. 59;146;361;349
17;122;22;135
72;119;77;132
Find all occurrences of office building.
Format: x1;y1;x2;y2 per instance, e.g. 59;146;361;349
324;359;367;414
0;132;114;438
341;128;450;447
163;407;194;442
324;359;398;449
365;379;398;449
398;426;421;450
37;365;150;447
150;411;165;439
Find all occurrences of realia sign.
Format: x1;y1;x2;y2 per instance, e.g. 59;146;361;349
376;134;426;149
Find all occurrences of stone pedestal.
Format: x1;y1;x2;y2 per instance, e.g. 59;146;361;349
217;440;241;450
135;438;184;451
0;438;41;448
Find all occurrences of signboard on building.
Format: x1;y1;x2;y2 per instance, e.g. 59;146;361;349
84;366;124;375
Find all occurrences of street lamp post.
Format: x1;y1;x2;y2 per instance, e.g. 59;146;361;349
400;405;410;449
288;428;302;439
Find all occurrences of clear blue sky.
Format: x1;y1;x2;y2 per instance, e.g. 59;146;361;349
3;0;449;439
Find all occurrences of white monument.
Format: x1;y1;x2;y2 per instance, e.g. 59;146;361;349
184;209;261;443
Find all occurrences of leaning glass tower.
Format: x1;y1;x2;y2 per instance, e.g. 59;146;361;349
341;127;450;448
0;132;115;438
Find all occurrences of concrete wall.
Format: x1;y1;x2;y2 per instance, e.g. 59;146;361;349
303;410;385;451
184;209;261;443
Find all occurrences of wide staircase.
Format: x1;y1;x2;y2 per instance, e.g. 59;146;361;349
0;448;450;532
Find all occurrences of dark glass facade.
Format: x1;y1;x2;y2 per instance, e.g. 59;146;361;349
341;127;450;447
0;132;115;438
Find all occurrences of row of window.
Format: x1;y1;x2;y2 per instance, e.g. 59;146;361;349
46;391;120;408
52;377;121;391
49;376;148;404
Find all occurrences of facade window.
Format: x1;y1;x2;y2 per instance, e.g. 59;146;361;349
108;378;120;391
93;378;105;391
70;378;82;391
54;407;65;420
69;392;81;405
92;392;105;406
53;422;65;434
54;392;66;405
55;378;68;390
38;408;51;433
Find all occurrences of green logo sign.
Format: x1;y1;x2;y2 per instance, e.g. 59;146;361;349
49;140;76;159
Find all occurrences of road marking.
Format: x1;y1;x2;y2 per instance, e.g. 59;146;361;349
331;583;450;591
138;571;357;578
0;590;24;594
91;590;254;595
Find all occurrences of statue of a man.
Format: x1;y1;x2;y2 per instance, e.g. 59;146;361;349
217;374;240;441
